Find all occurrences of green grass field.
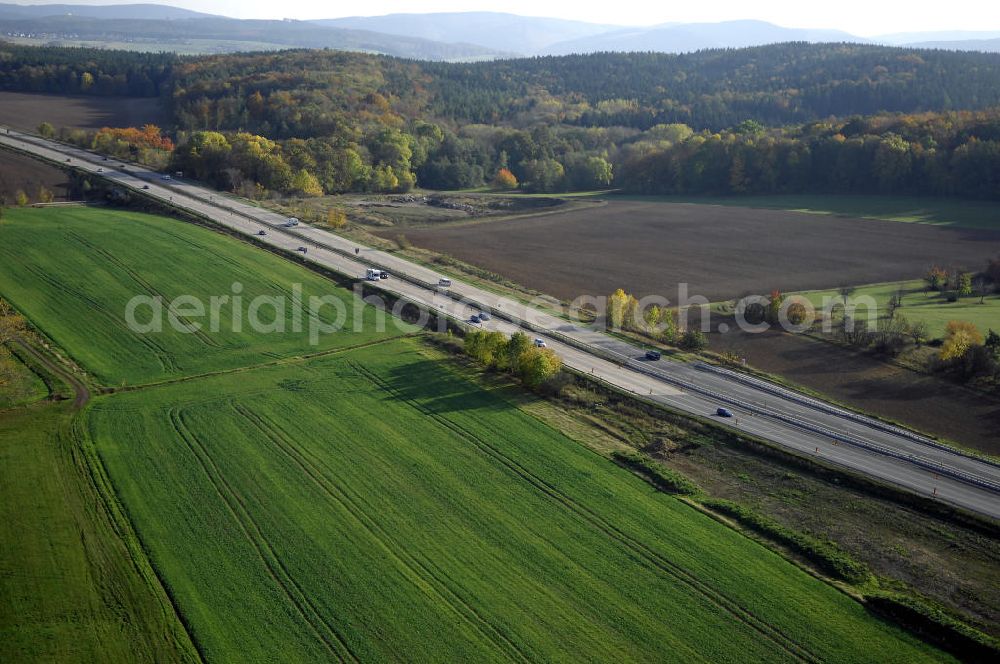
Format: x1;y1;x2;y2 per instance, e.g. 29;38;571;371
792;280;1000;338
0;207;407;386
0;403;199;663
0;205;955;661
85;337;947;662
619;194;1000;230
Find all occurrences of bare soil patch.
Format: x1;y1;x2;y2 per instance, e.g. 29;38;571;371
0;149;71;201
0;92;166;131
397;199;1000;302
710;327;1000;455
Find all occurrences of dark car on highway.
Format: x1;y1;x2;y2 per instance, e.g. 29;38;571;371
645;350;661;361
717;407;733;417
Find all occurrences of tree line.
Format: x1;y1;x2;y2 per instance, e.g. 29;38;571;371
464;330;562;389
618;111;1000;199
8;42;1000;198
0;44;175;97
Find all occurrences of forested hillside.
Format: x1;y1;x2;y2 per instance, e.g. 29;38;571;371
0;44;175;96
166;45;1000;133
5;42;1000;198
421;46;1000;127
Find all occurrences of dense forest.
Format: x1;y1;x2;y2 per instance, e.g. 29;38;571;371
421;46;1000;128
0;44;175;96
5;42;1000;198
619;112;1000;198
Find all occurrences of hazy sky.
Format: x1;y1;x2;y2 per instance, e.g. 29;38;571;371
13;1;1000;36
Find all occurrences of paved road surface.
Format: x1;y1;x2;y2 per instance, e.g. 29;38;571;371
3;129;998;520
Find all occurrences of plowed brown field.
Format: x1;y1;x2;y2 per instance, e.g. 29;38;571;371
398;200;1000;303
0;91;166;132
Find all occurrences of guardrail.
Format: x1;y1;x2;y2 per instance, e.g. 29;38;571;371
223;218;1000;494
694;362;1000;470
8;129;999;495
282;225;1000;493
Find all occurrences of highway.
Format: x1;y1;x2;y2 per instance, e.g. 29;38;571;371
3;128;999;520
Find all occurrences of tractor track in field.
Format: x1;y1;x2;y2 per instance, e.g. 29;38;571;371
233;402;534;664
12;336;90;408
19;262;176;374
167;407;360;663
351;361;821;664
111;334;417;394
69;233;221;349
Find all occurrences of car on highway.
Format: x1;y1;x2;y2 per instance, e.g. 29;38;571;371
478;312;491;321
438;278;452;287
257;230;267;236
297;246;308;253
161;175;171;181
142;184;150;190
716;407;733;418
534;338;547;348
102;156;108;161
96;168;103;172
469;315;481;324
645;350;661;361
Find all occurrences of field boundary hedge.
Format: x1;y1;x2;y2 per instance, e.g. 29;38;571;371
698;498;870;585
864;593;1000;662
610;450;701;495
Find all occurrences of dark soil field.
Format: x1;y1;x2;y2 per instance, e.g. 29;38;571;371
0;91;166;131
398;199;1000;303
710;328;1000;455
0;149;71;202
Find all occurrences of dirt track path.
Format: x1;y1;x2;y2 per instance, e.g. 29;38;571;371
13;337;90;408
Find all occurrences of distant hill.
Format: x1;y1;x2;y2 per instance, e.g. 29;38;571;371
313;11;616;55
876;30;1000;45
2;5;1000;58
0;2;212;20
902;38;1000;53
0;14;503;60
542;20;863;55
